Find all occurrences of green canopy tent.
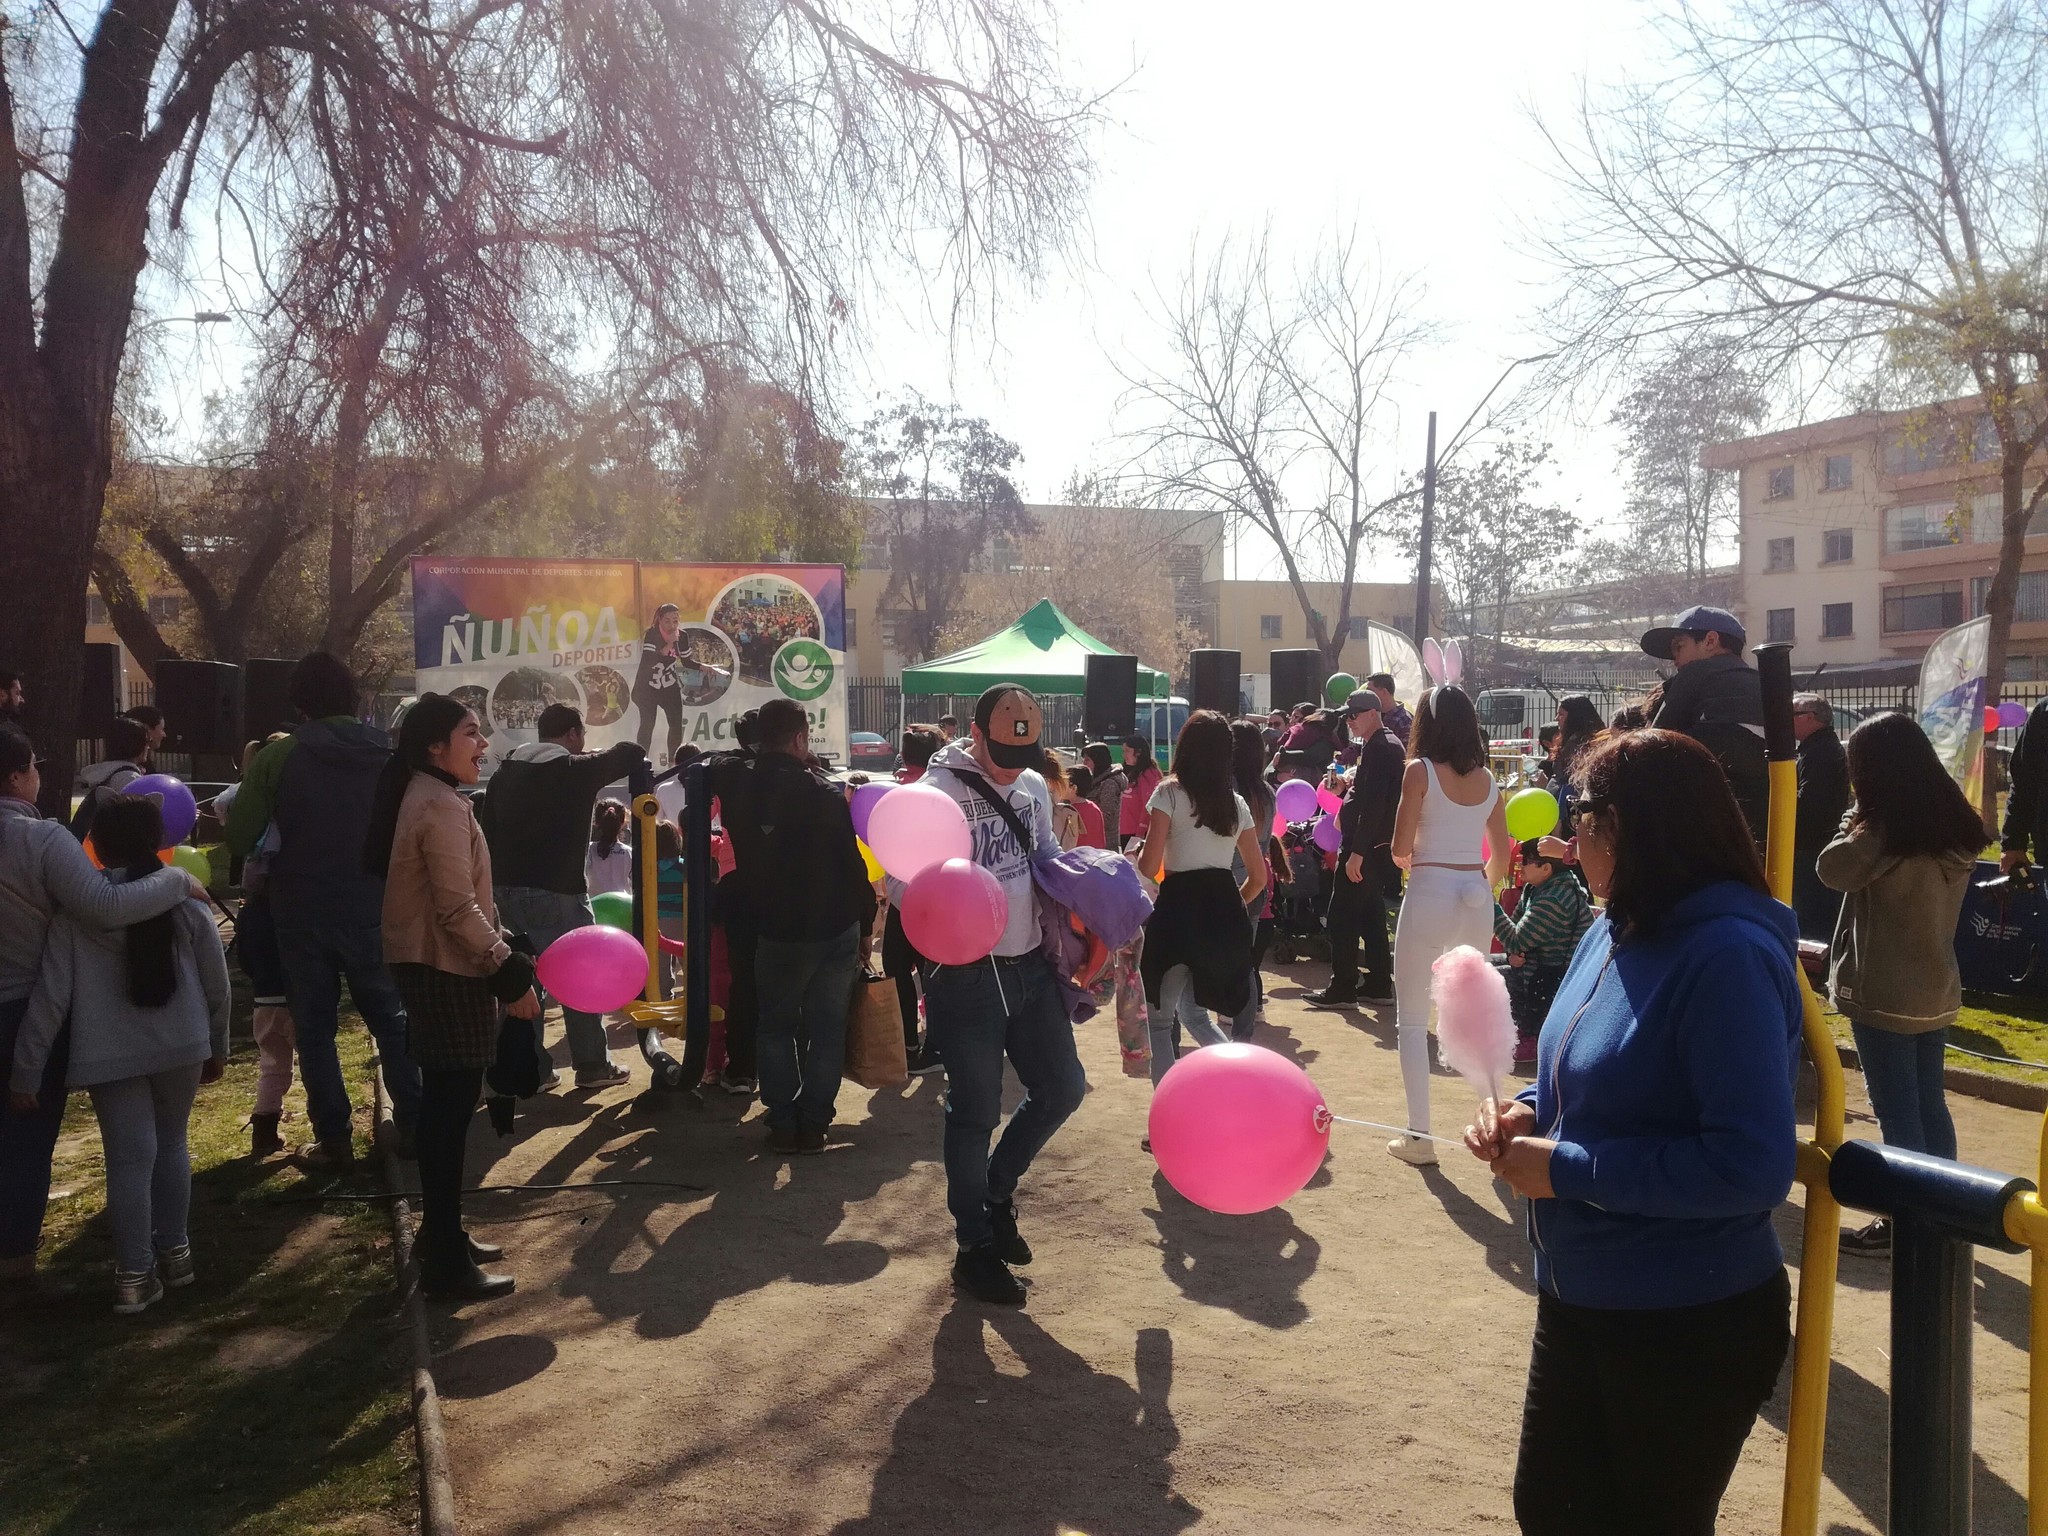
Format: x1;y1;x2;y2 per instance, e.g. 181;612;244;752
898;600;1174;749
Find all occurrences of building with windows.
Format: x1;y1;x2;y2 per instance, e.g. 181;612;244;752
1707;396;2048;678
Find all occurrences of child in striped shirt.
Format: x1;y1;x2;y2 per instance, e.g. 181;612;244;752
1493;841;1594;1063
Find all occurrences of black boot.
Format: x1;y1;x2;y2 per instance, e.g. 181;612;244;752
987;1199;1032;1266
249;1113;283;1159
952;1242;1025;1305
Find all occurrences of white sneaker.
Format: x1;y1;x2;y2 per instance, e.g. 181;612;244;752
1387;1134;1437;1167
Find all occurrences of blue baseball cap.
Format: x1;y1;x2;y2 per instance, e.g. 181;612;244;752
1641;605;1745;660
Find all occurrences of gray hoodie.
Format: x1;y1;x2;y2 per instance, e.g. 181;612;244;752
10;870;230;1091
0;797;189;1003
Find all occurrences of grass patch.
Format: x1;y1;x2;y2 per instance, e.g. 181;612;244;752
0;1015;414;1536
1820;991;2048;1085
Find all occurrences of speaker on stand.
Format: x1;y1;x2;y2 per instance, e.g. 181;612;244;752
243;659;298;742
156;660;244;761
1270;649;1326;714
1187;649;1242;715
79;643;124;741
1083;653;1139;740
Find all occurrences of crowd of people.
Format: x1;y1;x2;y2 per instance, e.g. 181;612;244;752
0;589;2020;1531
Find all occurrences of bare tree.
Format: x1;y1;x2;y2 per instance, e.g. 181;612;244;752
1119;227;1433;673
1610;337;1766;580
0;0;1095;809
1539;0;2048;782
852;395;1033;661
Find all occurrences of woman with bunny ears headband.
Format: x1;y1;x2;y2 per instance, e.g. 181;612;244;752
1383;640;1513;1166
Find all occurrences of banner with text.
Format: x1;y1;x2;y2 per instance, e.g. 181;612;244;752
411;557;849;765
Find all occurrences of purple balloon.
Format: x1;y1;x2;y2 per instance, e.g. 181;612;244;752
1312;813;1343;853
1999;701;2031;730
127;773;197;847
850;781;893;842
1274;778;1319;824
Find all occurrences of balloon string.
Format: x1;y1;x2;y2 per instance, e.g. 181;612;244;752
1322;1113;1462;1148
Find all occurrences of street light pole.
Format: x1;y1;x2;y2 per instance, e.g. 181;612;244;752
1413;410;1437;642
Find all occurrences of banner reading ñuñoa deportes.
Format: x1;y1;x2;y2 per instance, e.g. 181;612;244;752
411;557;849;766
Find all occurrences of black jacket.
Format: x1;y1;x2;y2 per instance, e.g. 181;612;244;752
1141;866;1253;1017
736;751;876;943
1339;726;1405;860
1649;654;1769;840
2002;700;2048;857
1794;727;1850;853
479;740;645;896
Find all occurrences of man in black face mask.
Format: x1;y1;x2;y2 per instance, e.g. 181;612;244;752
908;684;1084;1306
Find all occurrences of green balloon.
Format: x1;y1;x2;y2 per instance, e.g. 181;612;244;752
1504;787;1560;844
1324;672;1359;706
590;891;634;931
170;845;210;883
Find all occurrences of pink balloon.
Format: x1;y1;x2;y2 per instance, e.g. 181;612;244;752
1316;785;1344;815
1150;1045;1330;1214
1985;706;2002;733
1274;778;1318;823
1312;813;1342;853
536;925;650;1015
1271;811;1287;840
899;857;1007;965
849;781;892;842
865;782;972;881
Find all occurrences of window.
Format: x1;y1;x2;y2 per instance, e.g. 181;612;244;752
1823;529;1854;564
1346;616;1372;640
1883;581;1965;633
1822;602;1854;639
146;594;180;623
1766;536;1795;572
1885;422;1960;474
1766;608;1796;644
1885;503;1963;554
1259;614;1282;640
1972;571;2048;624
2013;655;2040;683
1824;454;1853;491
1766;465;1795;500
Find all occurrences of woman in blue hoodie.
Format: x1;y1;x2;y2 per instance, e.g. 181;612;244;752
1465;728;1800;1536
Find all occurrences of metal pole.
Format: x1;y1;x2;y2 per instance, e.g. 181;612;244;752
1413;410;1437;642
678;756;712;1086
1889;1219;1976;1534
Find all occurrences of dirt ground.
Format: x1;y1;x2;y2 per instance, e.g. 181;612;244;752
429;958;2041;1536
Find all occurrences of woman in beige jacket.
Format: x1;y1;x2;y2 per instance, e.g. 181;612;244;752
1820;711;1984;1257
365;695;538;1300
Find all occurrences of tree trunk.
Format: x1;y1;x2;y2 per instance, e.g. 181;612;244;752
89;545;179;675
1978;449;2030;830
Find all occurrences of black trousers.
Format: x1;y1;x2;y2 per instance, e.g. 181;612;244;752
634;689;682;764
881;905;925;1051
724;919;760;1079
416;1066;486;1276
1514;1270;1790;1535
1325;854;1393;992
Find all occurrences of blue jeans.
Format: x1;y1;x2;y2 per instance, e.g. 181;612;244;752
275;917;421;1145
755;925;862;1131
1850;1023;1957;1159
924;952;1087;1248
496;886;614;1071
1150;964;1231;1086
0;995;67;1262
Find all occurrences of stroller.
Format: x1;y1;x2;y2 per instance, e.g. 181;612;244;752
1266;819;1331;964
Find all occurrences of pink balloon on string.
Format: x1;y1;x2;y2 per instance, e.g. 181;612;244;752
865;782;971;881
899;858;1007;965
537;926;649;1015
1272;812;1287;839
1317;785;1344;815
1149;1045;1330;1214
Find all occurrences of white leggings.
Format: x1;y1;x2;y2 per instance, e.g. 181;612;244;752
1392;866;1494;1135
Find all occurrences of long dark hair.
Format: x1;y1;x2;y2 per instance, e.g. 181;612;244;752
1168;710;1240;834
1229;718;1273;823
1845;712;1986;860
591;798;627;856
1410;685;1487;775
1555;695;1603;761
91;795;179;1007
1123;734;1157;777
1573;729;1768;940
364;694;472;878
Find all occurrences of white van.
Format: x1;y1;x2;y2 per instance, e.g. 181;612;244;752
1475;687;1628;747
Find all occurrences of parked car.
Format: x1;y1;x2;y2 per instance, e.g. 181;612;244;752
848;731;898;773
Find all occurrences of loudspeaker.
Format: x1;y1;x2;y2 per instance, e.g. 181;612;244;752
79;643;124;738
156;660;243;757
1083;653;1139;739
1270;649;1326;714
1188;649;1242;714
243;658;298;741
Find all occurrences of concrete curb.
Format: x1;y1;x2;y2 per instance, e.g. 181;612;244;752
372;1065;460;1536
1834;1041;2048;1114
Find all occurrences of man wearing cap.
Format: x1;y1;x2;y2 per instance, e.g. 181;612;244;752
1640;604;1769;843
1307;690;1403;1008
914;683;1084;1306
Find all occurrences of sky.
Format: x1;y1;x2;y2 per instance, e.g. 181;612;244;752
845;0;1655;582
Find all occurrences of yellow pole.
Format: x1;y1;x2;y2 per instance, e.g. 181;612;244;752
2006;1112;2048;1536
634;792;661;1005
1767;752;1845;1536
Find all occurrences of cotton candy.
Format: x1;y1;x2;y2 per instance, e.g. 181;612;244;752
1432;944;1517;1102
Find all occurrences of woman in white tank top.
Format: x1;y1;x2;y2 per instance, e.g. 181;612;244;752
1385;685;1511;1165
